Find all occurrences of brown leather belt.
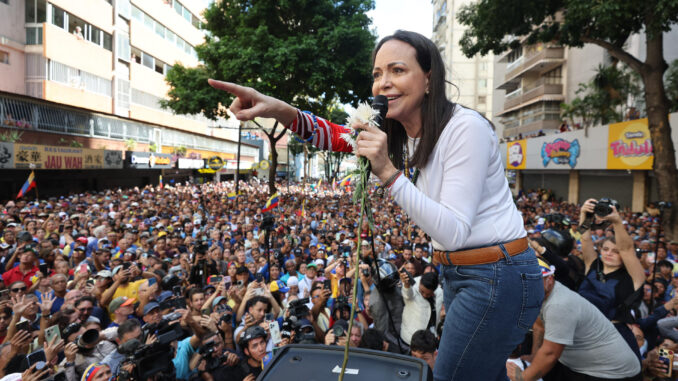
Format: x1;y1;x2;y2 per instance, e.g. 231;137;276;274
433;237;528;266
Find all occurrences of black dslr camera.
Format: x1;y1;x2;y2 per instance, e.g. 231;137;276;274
578;198;621;233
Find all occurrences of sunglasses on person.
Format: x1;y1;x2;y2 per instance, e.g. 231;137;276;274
10;287;27;293
78;307;94;312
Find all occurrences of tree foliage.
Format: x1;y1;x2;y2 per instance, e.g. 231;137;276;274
162;0;376;194
561;63;643;127
162;0;376;119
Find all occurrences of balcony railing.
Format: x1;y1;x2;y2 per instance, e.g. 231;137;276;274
502;119;561;138
504;47;564;82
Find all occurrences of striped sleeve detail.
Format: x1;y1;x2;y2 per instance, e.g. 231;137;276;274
286;109;353;153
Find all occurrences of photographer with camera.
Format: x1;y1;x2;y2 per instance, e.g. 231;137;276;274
208;326;268;381
188;241;218;288
399;269;442;347
189;331;239;380
101;319;156;376
578;198;645;361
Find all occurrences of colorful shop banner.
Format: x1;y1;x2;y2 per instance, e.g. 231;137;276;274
207;156;224;170
14;144;106;169
506;139;527;169
607;118;653;170
0;142;14;169
540;138;580;168
125;151;173;169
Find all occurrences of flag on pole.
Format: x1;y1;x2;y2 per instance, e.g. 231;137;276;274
316;178;322;190
16;171;36;199
158;175;163;189
296;199;306;217
262;192;280;212
339;174;353;187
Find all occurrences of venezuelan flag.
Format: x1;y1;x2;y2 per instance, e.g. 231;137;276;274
339;174;353;187
262;192;280;212
158;175;163;189
227;192;237;200
16;171;36;199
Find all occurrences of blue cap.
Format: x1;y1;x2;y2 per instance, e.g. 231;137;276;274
143;302;160;314
157;291;173;303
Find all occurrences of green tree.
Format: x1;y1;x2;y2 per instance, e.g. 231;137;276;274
561;63;643;129
162;0;376;195
458;0;678;237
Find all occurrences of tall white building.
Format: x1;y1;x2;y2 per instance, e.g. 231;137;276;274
431;0;494;119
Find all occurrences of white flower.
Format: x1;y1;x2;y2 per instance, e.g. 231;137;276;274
346;102;379;130
340;132;357;151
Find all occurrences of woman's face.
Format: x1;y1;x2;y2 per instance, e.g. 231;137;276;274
600;241;622;268
372;40;428;128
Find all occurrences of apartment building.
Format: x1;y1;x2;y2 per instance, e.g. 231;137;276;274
0;0;247;150
430;0;494;119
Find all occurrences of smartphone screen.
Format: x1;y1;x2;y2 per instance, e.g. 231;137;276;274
26;349;46;367
148;277;157;287
16;321;30;332
323;279;332;290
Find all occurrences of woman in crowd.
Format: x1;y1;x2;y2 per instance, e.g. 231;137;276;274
578;198;645;360
209;29;543;381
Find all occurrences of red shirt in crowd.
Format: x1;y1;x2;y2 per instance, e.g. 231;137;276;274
2;265;39;287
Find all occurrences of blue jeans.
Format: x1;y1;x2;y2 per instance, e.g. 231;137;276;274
433;246;544;381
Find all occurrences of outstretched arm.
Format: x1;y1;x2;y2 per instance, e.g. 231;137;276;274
208;80;353;152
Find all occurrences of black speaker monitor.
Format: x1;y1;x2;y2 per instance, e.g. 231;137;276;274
258;344;432;381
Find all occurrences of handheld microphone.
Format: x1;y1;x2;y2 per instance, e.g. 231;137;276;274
372;95;388;132
365;95;389;186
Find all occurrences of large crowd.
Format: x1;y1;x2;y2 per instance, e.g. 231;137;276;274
0;180;675;381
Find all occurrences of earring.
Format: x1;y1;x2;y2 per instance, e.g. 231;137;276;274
425;88;430;95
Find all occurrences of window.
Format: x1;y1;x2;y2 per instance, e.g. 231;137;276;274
182;7;191;22
52;6;65;29
26;27;43;45
478;79;487;88
103;33;112;51
477;95;486;104
142;52;154;69
118;34;130;62
36;0;46;22
131;46;142;64
0;50;8;64
144;13;153;29
154;57;165;74
26;0;35;22
155;22;165;38
69;13;86;39
173;0;182;15
131;6;142;22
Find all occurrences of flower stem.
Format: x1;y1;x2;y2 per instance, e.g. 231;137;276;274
339;157;368;381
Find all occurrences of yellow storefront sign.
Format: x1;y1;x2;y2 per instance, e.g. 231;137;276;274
506;139;527;169
607;119;653;170
14;144;105;169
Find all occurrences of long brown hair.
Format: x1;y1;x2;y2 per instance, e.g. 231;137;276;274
373;30;456;169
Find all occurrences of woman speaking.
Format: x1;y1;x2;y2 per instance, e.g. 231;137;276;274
209;30;543;381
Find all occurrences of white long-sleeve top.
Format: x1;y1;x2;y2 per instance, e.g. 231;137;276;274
288;105;525;251
390;106;525;251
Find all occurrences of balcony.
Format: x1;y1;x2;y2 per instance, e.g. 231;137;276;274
500;79;564;115
504;88;523;110
502;46;564;84
502;119;561;138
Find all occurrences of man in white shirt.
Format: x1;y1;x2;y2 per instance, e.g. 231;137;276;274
399;272;443;346
508;259;641;381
